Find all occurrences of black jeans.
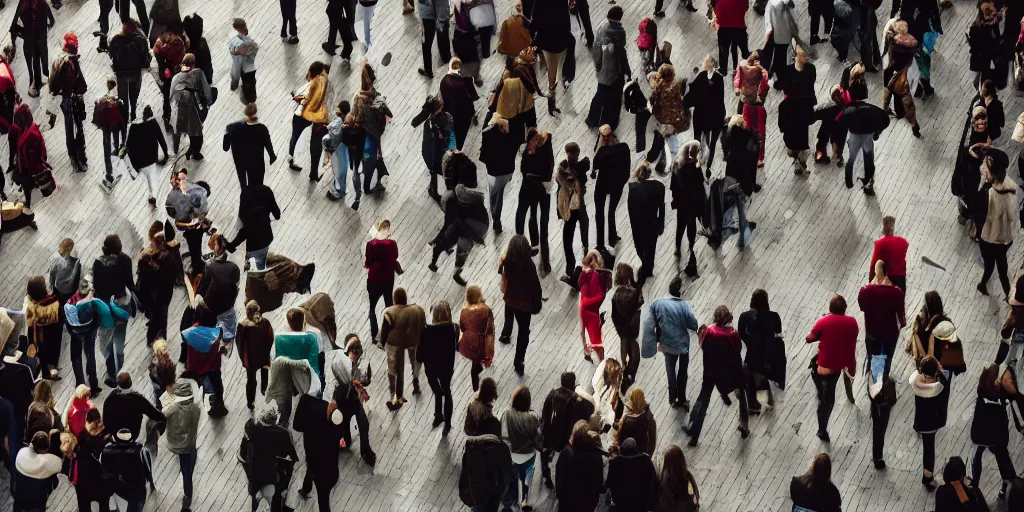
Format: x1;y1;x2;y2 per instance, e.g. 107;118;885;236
160;75;172;121
173;132;203;158
675;211;698;255
515;188;551;270
814;371;854;434
70;330;99;388
635;108;651;152
339;393;373;459
299;472;333;512
182;228;206;275
245;366;268;408
577;0;594;46
421;19;451;72
289;116;326;178
585;80;624;130
562;209;589;272
762;40;789;82
594;188;622;249
717;27;749;74
367;280;394;340
687;382;749;440
664;351;688;404
620;335;640;387
116;73;141;120
501;306;532;368
102;127;122;181
326;15;354;59
117;0;149;33
971;444;1017;487
808;0;834;38
61;97;86;163
280;0;298;37
921;431;936;473
980;241;1012;296
426;373;453;426
240;70;257;105
632;228;658;279
143;291;169;345
23;31;47;91
870;401;892;463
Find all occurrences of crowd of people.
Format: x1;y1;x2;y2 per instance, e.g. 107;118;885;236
2;0;1024;511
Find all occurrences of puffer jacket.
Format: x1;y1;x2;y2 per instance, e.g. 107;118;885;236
981;179;1018;245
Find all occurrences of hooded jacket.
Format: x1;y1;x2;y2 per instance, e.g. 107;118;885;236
100;435;153;502
592;20;629;86
459;434;514;507
606;450;658;512
48;251;81;297
13;446;61;508
161;379;201;454
109;29;153;76
480;116;519;177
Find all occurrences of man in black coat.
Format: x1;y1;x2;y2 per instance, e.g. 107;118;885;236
539;372;594;488
836;92;889;195
223;103;277;188
323;0;356;61
605;438;657;512
106;20;151;119
102;372;166;441
294;395;343;512
627;162;665;286
227;184;281;272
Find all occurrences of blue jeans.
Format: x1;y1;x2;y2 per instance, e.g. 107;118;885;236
845;132;875;186
98;319;128;381
328;145;351;199
178;450;196;508
502;454;536;509
151;381;164;407
664;351;689;404
246;246;270;271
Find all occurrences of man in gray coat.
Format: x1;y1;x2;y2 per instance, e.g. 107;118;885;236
585;6;630;130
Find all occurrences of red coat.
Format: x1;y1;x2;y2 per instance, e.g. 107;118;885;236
458;305;495;366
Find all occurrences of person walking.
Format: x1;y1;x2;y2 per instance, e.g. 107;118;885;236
93;234;138;388
969;363;1017;499
585;6;630;130
683;305;750;445
627;162;665;286
806;295;858;442
972;147;1017;299
498;2;531;61
762;0;804;83
539;372;588;488
615;387;657;454
101;428;155;512
161;378;201;512
515;127;555;275
417;0;453;78
243;405;298;511
670;141;707;277
656;445;700;512
790;453;842;512
779;45;816;174
556;143;591;277
481;113;518;233
12;432;62;511
170;53;212;160
236;301;273;411
611;263;643;389
379;288;426;411
93;77;126;190
226;183;281;271
460;286;496;391
426;159;488;281
365;219;403;342
440;58;479;150
734;51;769;167
279;0;298;44
195;234;241;349
107;20;150;121
418;301;458;434
48;238;80;319
738;289;784;414
531;0;572;115
459;403;514;512
606;438;657;512
104;371;165;442
411;94;456;203
935;457;989;510
228;18;259;104
9;103;53;210
223;103;276;188
909;355;950;491
322;0;354;63
328;336;377;466
578;250;611;362
869;216;909;291
124;106;168;207
287;61;330;181
858;260;906;378
359;0;378;49
152;28;186;129
12;0;53;98
685;57;726;173
323;100;354;203
165;169;210;276
75;409;113;512
498;235;542;375
50;32;89;173
647;64;690;172
714;0;749;75
835;83;890;195
969;3;1002;88
183;14;212;85
555;421;607;512
148;0;182;45
501;385;542;511
294;396;344;512
808;0;834;45
66;280;105;392
642;277;698;410
592;125;629;251
881;20;921;138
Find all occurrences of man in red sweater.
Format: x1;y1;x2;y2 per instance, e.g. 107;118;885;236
869;216;909;291
806;295;858;442
713;0;749;76
858;261;906;378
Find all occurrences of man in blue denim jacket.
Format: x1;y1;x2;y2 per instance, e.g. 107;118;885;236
641;277;699;410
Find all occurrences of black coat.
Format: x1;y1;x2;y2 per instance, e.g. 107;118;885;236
912;372;950;433
229;184;281;252
738;309;783;377
242;419;298;493
542;387;593;450
627;180;666;235
102;388;166;441
606;452;657;512
292;395;342;488
417;322;458;379
594;143;631;195
935;482;989;512
223;122;276;184
441;74;479;131
556;443;606;512
670;161;706;218
836;101;890;135
530;0;571;53
721;124;758;196
969;23;1001;73
790;475;842;512
125;118;168;169
459;434;514;507
684;71;726;134
971;391;1011;447
480;122;519;177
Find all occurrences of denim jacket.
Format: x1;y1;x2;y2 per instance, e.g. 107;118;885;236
641;297;698;357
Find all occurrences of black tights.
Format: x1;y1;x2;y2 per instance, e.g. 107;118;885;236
675;212;697;255
471;362;483;391
245;366;268;408
562;209;589;273
980;240;1012;296
426;373;453;427
288;115;326;179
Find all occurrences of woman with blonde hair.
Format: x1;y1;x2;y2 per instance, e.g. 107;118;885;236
418;300;459;434
459;286;495;391
65;384;95;437
148;338;177;407
578;250;612;362
287;60;330;181
25;380;62;455
236;301;274;410
615;386;657;454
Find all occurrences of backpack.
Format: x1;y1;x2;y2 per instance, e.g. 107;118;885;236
91;96;124;130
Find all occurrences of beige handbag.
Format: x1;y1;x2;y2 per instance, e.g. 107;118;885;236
1012;112;1024;143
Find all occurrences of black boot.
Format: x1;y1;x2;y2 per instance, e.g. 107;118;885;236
684;252;699;278
547;96;560;115
995;341;1011;365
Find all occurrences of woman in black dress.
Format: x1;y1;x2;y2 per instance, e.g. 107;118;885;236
779;46;816;175
738;288;783;414
684;55;725;175
669;140;706;277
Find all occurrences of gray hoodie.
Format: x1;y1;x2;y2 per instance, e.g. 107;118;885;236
48;251;81;297
592;20;629;86
161;379;201;454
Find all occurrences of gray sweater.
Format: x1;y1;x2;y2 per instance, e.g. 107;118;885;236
48;253;81;296
503;409;542;455
160;380;201;454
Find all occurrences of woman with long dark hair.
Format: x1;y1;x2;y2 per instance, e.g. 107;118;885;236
516;127;554;275
611;263;643;389
656;444;699;512
137;221;180;346
24;275;61;380
738;288;783;414
418;301;458;435
908;290;947;364
790;453;841;511
969;363;1017;499
498;235;542;375
287;61;330;181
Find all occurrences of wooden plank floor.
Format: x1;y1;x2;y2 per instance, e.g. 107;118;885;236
0;0;1021;510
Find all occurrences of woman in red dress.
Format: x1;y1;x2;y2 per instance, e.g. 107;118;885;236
578;250;611;362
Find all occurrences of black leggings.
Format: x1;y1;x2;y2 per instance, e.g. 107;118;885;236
808;0;834;38
980;240;1012;296
367;280;394;340
921;431;936;473
675;211;697;255
594;189;622;249
245;366;268;407
501;306;532;368
426;373;453;426
289;115;326;178
471;362;484;391
562;209;589;272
